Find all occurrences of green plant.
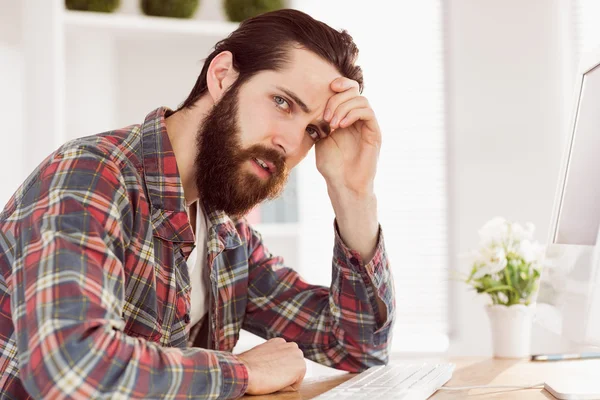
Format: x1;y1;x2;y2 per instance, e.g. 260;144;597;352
223;0;285;22
141;0;200;19
65;0;120;12
464;217;545;306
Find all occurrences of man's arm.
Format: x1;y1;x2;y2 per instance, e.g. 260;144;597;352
241;219;395;372
242;75;395;372
12;148;247;399
328;187;388;322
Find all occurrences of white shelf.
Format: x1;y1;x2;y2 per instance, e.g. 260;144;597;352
253;223;300;238
63;10;239;39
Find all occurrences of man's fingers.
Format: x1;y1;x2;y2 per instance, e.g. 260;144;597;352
324;88;361;122
331;77;360;92
339;108;380;143
329;97;370;129
285;341;300;350
238;338;307;396
278;371;304;393
279;385;298;392
341;107;375;126
280;364;305;393
339;108;381;147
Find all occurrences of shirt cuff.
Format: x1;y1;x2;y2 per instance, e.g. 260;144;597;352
333;219;386;282
333;220;393;331
213;351;249;399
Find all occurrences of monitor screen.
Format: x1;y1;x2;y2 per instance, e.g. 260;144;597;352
552;64;600;246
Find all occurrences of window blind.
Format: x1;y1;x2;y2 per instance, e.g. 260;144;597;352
574;0;600;57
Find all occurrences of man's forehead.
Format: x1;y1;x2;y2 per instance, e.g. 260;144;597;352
265;51;341;107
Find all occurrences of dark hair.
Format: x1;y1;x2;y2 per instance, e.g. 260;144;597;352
178;8;363;110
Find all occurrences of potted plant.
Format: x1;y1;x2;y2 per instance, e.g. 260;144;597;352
464;217;545;358
223;0;285;22
141;0;200;19
65;0;120;12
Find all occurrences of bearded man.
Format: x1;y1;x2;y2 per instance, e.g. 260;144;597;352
0;8;395;399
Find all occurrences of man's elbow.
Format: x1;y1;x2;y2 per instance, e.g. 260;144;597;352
354;328;395;371
336;339;391;373
354;346;390;372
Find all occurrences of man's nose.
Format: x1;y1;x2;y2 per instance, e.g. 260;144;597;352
271;125;305;158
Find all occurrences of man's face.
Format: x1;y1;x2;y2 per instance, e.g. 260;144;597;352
196;48;342;217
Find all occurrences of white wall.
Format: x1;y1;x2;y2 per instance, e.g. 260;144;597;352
0;0;24;207
446;0;568;356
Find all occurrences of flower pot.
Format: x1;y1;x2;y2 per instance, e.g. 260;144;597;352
141;0;200;19
65;0;120;13
223;0;285;22
485;304;534;358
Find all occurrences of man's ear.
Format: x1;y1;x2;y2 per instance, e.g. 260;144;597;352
206;51;239;104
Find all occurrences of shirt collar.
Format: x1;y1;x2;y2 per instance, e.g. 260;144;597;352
140;107;241;249
141;107;194;244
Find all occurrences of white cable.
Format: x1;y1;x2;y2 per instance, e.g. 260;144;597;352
438;382;545;391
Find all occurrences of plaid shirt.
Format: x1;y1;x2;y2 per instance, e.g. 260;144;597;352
0;108;395;399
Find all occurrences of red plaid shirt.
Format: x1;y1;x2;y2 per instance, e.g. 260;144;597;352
0;108;395;399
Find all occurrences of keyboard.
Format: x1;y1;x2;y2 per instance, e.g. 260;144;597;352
314;362;455;400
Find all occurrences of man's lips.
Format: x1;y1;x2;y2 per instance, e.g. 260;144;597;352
253;157;277;175
263;159;276;174
250;158;272;179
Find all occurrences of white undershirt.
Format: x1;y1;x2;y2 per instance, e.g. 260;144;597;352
186;201;209;327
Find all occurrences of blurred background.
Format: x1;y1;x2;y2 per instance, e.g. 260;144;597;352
2;0;600;373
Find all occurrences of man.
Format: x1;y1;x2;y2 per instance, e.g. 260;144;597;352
0;9;394;399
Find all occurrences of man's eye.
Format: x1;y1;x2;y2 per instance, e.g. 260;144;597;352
274;96;290;111
307;126;320;141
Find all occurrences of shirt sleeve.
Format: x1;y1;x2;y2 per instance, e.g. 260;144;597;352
241;219;395;373
11;148;248;400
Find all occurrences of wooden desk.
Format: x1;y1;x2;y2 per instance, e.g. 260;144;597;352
241;357;600;399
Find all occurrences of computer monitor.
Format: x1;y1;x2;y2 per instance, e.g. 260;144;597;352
532;48;600;354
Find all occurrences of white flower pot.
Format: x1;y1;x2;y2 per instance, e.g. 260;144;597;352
485;304;535;358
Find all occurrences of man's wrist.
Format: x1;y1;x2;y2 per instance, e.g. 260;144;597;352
327;184;379;261
326;179;375;209
235;354;252;394
214;351;250;399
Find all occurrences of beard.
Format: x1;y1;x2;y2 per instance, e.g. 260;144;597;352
194;81;289;218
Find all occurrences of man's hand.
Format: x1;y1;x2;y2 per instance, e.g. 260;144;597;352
237;337;307;395
316;77;381;197
316;77;381;263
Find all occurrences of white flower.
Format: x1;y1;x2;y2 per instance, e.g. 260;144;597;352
466;217;543;304
511;222;535;242
518;239;545;264
478;217;508;246
472;246;508;279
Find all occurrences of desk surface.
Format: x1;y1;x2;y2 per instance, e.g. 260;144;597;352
241;357;600;399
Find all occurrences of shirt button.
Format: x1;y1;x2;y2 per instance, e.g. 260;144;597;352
184;314;191;324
